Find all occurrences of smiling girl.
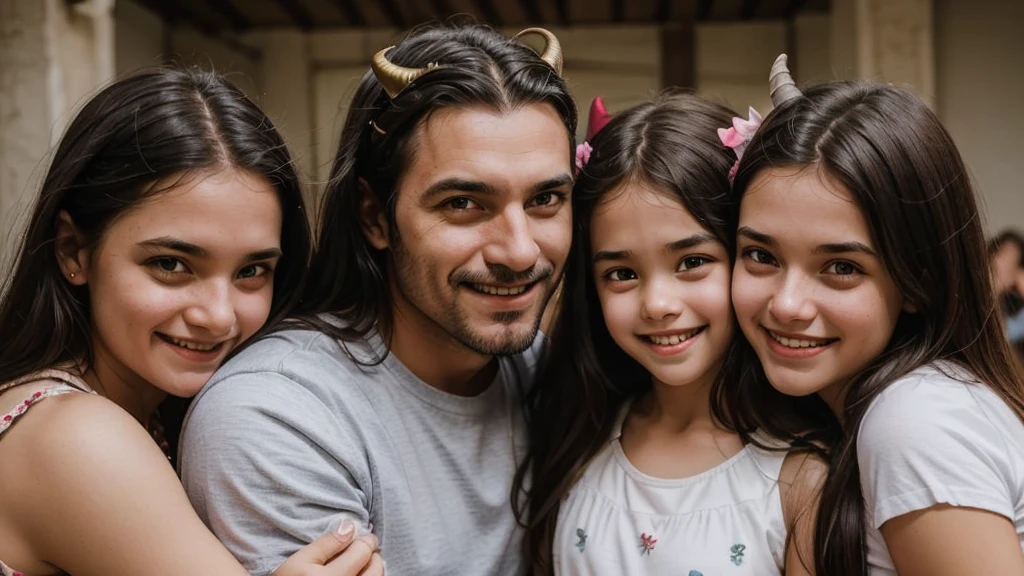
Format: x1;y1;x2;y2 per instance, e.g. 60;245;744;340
517;91;827;576
0;67;380;576
728;56;1024;575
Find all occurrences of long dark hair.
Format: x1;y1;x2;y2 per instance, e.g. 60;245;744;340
290;20;577;362
0;66;311;387
514;90;796;573
728;81;1024;575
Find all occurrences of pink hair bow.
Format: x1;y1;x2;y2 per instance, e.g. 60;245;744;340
717;107;763;183
575;141;592;175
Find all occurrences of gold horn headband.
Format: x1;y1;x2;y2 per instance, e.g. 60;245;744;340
769;54;802;107
370;27;564;101
514;27;564;75
371;47;441;100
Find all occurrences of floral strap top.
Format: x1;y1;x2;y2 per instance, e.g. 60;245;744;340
0;368;94;576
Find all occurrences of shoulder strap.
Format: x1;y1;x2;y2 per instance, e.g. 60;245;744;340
0;367;93;395
0;384;84;437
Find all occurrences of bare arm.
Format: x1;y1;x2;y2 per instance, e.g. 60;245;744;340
779;451;827;576
882;505;1024;576
1;393;379;576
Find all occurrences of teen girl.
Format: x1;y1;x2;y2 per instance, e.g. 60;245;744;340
729;55;1024;575
516;90;826;575
0;67;381;576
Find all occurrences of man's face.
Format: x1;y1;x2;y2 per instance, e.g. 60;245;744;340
379;104;572;356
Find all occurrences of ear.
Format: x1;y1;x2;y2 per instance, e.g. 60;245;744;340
55;210;90;286
358;178;390;251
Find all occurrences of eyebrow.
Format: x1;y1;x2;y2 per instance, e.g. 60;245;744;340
592;233;716;264
138;237;282;262
419;173;574;203
737;227;877;257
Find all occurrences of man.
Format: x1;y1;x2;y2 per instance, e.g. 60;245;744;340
179;22;577;576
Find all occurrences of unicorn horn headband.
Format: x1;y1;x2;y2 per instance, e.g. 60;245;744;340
370;27;564;100
769;53;802;106
717;53;803;182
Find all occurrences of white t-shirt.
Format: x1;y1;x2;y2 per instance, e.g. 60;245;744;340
858;361;1024;575
553;404;789;575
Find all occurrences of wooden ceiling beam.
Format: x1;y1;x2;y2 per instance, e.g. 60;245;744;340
517;0;544;24
331;0;367;26
270;0;315;30
740;0;761;19
208;0;252;31
471;0;503;26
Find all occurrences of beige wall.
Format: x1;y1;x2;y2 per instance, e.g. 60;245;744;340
935;0;1024;235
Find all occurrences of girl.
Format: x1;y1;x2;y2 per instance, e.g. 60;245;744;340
729;56;1024;575
516;90;826;575
0;67;380;576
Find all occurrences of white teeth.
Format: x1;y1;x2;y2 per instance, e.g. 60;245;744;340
167;336;218;352
647;328;702;346
768;332;831;349
472;284;528;296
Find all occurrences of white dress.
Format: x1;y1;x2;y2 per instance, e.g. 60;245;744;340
858;361;1024;575
553;405;789;575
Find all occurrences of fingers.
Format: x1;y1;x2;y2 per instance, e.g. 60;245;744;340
324;533;379;575
357;552;385;576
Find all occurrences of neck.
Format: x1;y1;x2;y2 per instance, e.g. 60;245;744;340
639;370;718;433
84;348;167;425
384;294;497;397
818;380;849;426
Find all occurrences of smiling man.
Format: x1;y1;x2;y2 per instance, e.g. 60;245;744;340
178;22;577;576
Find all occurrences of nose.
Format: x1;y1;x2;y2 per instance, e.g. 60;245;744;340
481;207;541;273
183;279;236;338
768;271;816;324
640;275;683;321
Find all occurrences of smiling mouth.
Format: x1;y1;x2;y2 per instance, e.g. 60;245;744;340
765;329;838;349
156;333;225;352
643;326;707;346
467;282;537;296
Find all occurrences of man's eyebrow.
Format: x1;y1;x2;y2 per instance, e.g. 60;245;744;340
420;178;498;202
531;174;574;193
420;173;574;203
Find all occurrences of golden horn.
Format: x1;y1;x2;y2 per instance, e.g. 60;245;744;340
371;47;439;99
515;27;564;75
769;54;802;107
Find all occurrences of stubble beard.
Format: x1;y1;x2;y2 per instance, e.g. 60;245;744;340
389;240;553;356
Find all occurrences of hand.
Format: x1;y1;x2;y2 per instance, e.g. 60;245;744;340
272;521;384;576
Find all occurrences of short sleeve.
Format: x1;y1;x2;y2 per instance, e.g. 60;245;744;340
179;370;372;576
858;373;1015;530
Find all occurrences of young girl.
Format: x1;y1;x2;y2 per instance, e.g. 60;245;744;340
0;67;380;576
729;55;1024;575
515;90;826;575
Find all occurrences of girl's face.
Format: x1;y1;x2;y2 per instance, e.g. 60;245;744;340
590;183;733;389
732;166;906;406
72;169;283;398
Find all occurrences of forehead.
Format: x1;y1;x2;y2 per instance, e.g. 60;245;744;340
740;166;872;245
591;183;704;244
401;104;571;195
101;169;282;248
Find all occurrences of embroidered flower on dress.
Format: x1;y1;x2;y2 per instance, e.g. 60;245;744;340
639;532;657;556
730;543;747;566
575;528;588;552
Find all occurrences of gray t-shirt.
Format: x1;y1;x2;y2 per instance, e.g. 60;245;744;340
179;326;543;576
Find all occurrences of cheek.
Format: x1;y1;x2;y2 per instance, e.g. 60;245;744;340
597;290;637;337
730;270;766;319
534;215;572;262
234;289;275;339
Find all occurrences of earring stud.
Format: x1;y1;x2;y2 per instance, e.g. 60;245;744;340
70;272;76;279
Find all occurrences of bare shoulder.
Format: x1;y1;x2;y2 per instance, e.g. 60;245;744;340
0;391;174;529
